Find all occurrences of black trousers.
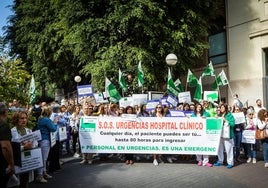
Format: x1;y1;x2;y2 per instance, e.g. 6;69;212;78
0;170;9;188
48;141;61;172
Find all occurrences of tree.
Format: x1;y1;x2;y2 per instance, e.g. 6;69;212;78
0;56;30;104
6;0;225;95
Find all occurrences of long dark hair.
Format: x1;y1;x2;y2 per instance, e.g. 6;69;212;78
193;103;204;116
219;103;229;117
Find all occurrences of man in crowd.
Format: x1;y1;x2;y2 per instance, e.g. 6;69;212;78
0;102;15;188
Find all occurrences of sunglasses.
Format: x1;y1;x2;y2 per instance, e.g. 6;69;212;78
156;106;162;108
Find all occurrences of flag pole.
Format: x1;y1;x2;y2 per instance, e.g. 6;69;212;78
122;88;124;97
213;74;221;103
227;83;234;98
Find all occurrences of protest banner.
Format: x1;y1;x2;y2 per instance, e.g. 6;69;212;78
20;130;41;143
178;92;191;104
79;117;222;155
15;148;43;174
50;132;56;147
59;126;67;142
242;130;256;144
119;97;133;108
132;94;147;106
232;112;246;124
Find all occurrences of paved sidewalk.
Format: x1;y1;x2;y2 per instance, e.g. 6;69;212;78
30;153;268;188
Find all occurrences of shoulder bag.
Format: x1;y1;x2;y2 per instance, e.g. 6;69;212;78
255;128;267;140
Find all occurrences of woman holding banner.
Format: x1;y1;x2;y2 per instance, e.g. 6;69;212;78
191;103;213;167
214;103;235;169
124;106;136;165
48;105;68;173
11;111;38;188
244;108;257;164
232;106;245;163
36;106;57;183
151;104;166;166
70;105;82;157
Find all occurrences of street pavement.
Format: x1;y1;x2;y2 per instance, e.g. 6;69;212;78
28;153;268;188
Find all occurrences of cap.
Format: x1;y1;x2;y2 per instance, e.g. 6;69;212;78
0;102;8;112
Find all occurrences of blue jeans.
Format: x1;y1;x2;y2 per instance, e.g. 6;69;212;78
246;143;256;158
262;141;268;163
234;131;242;159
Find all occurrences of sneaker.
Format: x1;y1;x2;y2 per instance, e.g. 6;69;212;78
88;160;93;164
204;162;213;167
246;158;252;163
197;161;202;166
107;154;114;158
171;157;177;161
153;159;158;166
36;176;47;183
167;157;173;163
80;160;88;164
252;158;257;164
213;161;223;166
43;173;52;179
73;153;80;158
226;164;233;169
158;158;164;164
264;163;268;168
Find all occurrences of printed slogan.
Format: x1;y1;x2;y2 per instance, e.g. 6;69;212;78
79;117;223;155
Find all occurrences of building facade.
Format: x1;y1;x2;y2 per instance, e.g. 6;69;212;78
226;0;268;107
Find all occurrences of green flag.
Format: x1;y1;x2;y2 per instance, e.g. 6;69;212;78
167;68;179;97
174;78;184;92
194;77;203;102
137;61;144;87
212;70;229;90
105;77;121;103
187;69;198;87
202;61;215;77
29;75;36;104
119;69;127;92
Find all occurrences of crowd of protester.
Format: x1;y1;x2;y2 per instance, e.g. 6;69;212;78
1;94;268;187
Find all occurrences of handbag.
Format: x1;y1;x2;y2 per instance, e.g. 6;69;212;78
255;128;267;140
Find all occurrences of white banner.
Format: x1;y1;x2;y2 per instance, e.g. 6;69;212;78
15;148;43;174
20;130;41;143
119;97;133;108
132;94;147;106
50;132;56;147
79;117;223;155
242;130;256;144
59;126;67;142
232;112;246;124
178;91;191;104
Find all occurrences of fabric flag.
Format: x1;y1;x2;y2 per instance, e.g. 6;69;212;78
118;69;127;92
186;69;198;87
212;70;229;90
137;61;144;87
105;77;122;102
29;75;36;104
167;68;179;97
201;61;215;77
194;77;203;102
174;78;184;92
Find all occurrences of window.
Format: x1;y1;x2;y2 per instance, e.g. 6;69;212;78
208;32;227;64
